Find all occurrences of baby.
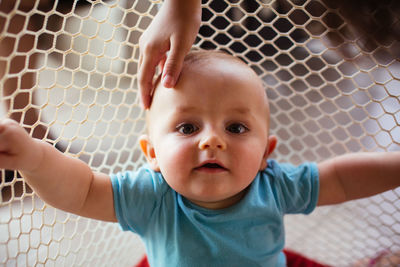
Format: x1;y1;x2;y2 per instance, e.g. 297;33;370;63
0;50;399;266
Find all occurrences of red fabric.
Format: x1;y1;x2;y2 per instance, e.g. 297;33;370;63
135;256;150;267
134;250;332;267
283;249;332;267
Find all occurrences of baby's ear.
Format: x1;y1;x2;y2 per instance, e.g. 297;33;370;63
259;135;278;170
139;135;160;171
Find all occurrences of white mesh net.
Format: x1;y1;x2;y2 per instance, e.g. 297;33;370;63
0;0;399;266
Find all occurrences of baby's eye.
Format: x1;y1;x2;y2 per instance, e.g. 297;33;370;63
226;123;248;134
177;123;199;135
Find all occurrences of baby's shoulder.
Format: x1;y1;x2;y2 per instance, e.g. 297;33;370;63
112;165;170;196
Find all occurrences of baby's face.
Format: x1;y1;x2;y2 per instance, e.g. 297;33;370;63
141;57;276;209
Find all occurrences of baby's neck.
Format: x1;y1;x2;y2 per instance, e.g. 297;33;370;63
186;188;249;210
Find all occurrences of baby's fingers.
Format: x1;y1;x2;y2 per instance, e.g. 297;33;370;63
0;123;17;169
0;119;29;153
0;119;42;171
0;120;16;152
0;153;19;170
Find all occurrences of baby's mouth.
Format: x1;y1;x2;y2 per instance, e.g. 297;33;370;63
195;162;228;172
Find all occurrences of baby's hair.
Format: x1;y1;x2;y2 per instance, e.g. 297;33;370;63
183;49;246;67
153;49;252;91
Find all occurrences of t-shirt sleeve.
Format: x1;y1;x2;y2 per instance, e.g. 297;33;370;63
266;160;319;215
110;166;167;235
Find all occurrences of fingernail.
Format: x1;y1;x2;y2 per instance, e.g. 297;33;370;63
139;97;147;109
162;74;174;88
141;100;149;110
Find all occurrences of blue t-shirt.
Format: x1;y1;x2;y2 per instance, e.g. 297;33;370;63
111;160;319;267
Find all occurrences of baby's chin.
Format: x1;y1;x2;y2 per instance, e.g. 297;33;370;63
183;190;247;210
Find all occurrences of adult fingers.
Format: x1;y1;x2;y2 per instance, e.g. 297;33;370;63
161;41;188;88
158;53;167;73
138;53;143;69
138;52;159;109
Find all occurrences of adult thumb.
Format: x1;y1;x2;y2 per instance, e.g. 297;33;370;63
161;45;186;88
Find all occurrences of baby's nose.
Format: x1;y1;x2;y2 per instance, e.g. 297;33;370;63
198;132;227;150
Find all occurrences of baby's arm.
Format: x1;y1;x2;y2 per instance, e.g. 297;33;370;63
0;119;116;222
317;151;400;206
138;0;201;108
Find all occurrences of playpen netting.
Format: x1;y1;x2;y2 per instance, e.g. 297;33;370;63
0;0;399;266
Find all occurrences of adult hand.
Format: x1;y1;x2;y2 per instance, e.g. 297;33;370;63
138;0;201;108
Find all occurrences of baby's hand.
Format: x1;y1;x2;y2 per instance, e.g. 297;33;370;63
138;0;201;109
0;119;43;173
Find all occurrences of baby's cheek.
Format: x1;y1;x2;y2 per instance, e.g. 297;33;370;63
158;143;194;192
159;141;193;171
172;145;194;166
236;144;265;171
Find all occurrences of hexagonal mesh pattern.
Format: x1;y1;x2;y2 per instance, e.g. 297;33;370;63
0;0;399;266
